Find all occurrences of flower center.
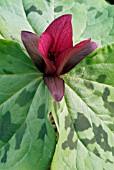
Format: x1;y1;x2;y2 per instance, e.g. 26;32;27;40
48;51;61;64
48;51;55;63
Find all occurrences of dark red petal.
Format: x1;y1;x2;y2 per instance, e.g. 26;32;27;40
45;14;73;52
56;39;98;74
38;32;53;58
21;31;45;72
38;32;56;74
21;31;56;74
44;76;64;102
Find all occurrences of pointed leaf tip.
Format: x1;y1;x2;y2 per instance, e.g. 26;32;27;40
44;76;64;102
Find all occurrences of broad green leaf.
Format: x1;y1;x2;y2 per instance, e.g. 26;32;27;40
0;0;114;47
64;44;114;131
51;44;114;170
0;0;114;169
0;0;34;45
0;40;56;170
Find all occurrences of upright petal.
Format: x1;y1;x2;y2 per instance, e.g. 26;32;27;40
21;31;44;72
38;32;56;74
44;76;64;102
21;31;56;74
45;14;73;52
38;32;53;58
56;39;98;74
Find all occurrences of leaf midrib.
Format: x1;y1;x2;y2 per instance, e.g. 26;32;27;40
0;51;37;70
65;82;114;136
64;84;114;164
0;73;42;76
0;76;42;107
63;74;114;88
64;75;114;126
0;80;44;165
63;93;102;169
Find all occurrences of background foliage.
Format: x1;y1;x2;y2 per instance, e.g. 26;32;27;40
0;0;114;169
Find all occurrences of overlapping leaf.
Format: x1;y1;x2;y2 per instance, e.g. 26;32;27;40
0;0;114;47
51;44;114;170
0;0;114;170
0;40;56;170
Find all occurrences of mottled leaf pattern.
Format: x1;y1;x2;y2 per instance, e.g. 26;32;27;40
0;0;114;47
51;44;114;170
0;0;114;170
0;40;56;170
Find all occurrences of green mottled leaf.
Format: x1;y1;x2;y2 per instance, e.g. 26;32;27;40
0;0;114;47
0;0;114;170
0;40;56;170
0;0;34;45
51;44;114;170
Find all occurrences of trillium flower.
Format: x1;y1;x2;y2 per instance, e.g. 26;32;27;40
21;14;98;102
